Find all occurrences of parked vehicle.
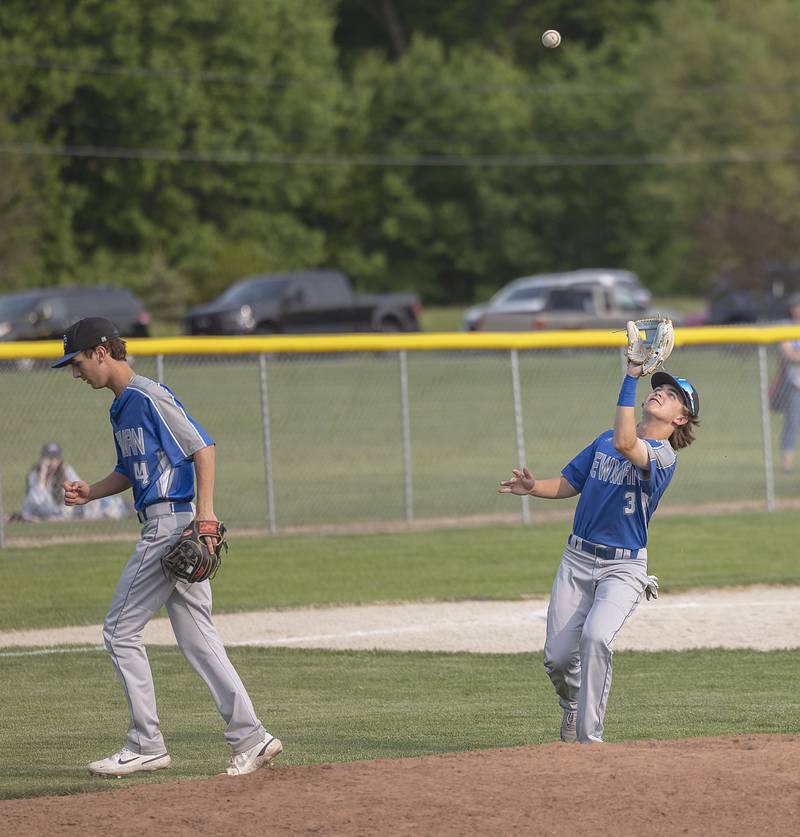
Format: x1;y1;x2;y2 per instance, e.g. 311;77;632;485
705;266;800;325
462;269;656;331
0;285;151;341
183;270;422;335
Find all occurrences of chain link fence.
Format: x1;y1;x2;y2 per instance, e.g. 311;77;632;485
1;328;798;546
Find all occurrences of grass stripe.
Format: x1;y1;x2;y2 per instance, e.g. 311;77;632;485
1;646;798;799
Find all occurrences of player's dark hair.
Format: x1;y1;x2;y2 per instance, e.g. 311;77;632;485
81;337;127;361
669;411;699;450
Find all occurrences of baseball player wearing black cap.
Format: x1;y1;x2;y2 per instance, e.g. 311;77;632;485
500;361;699;743
53;318;282;777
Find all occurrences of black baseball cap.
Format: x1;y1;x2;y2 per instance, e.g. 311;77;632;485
51;317;120;368
651;371;700;418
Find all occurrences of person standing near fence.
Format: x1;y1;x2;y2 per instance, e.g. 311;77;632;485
779;293;800;473
498;363;699;743
52;317;282;777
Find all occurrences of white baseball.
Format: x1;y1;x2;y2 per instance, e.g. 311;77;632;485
541;29;561;49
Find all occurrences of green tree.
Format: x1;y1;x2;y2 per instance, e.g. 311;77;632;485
0;126;44;290
0;0;350;300
622;0;800;292
335;0;661;65
326;37;549;302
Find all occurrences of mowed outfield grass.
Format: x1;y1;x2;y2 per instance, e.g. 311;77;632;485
1;511;799;799
1;511;799;630
1;646;798;799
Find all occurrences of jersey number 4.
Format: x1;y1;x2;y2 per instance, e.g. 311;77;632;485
133;461;150;487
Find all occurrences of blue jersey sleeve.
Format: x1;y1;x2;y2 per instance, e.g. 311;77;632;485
561;436;600;493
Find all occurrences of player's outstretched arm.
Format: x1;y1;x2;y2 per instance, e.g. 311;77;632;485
613;363;650;469
64;471;131;505
499;467;578;499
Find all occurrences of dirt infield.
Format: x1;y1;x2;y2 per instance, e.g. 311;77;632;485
3;585;799;654
3;735;799;836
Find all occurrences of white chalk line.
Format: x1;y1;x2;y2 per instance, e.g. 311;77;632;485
228;611;550;648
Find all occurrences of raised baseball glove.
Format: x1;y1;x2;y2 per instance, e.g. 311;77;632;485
161;519;228;583
626;317;675;376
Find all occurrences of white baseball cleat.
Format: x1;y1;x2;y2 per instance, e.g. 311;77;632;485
560;709;577;743
88;748;171;777
225;734;283;776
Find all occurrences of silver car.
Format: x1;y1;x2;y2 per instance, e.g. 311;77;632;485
462;269;654;331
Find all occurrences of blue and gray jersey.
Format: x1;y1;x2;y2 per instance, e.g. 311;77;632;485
110;375;213;511
561;430;676;550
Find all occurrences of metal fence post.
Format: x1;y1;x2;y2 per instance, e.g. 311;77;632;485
399;350;414;522
510;349;531;523
155;354;164;383
0;471;5;548
757;345;776;512
258;354;278;534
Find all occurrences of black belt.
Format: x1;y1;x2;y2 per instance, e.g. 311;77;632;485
568;534;640;561
137;501;194;523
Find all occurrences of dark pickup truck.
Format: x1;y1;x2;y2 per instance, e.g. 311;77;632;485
183;270;421;335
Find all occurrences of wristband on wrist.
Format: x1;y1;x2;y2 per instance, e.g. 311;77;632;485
616;374;638;407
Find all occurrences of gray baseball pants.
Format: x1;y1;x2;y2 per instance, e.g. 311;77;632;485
103;510;267;755
543;542;649;743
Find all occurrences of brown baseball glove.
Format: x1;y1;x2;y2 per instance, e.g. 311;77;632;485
161;519;228;583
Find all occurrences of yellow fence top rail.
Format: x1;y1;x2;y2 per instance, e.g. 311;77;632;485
2;324;800;360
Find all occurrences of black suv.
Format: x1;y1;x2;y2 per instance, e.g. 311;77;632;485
184;270;421;335
707;266;800;325
0;285;151;341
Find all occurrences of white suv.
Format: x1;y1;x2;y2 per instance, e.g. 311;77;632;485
462;269;654;331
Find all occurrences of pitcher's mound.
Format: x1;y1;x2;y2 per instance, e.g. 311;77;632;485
3;735;798;836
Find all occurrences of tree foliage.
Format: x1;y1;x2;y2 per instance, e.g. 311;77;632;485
1;0;799;305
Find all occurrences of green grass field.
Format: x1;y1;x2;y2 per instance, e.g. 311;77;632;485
2;310;798;803
1;511;799;799
1;512;798;630
1;646;798;800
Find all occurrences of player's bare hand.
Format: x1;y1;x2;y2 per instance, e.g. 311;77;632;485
626;361;644;378
63;480;90;506
196;515;219;551
499;466;535;495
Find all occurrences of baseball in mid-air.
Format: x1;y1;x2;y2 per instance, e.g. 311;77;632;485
541;29;561;49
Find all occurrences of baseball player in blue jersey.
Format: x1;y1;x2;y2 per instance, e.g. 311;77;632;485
52;317;282;777
499;361;700;743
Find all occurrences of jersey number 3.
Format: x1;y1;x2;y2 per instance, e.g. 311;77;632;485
133;461;150;487
624;491;650;515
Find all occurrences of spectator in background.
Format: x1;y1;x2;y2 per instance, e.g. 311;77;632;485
17;441;131;522
20;442;79;521
779;293;800;473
